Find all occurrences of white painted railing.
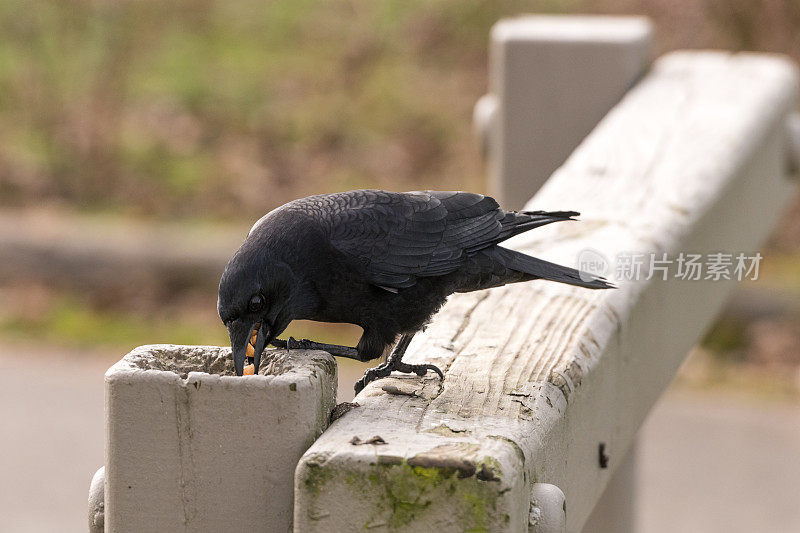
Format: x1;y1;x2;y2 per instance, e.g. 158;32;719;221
293;18;800;533
90;15;800;533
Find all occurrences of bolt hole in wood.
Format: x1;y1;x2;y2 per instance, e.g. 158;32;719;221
598;442;609;469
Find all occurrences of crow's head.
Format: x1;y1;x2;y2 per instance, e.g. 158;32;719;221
217;245;299;376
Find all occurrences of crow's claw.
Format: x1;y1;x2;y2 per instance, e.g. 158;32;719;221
353;363;391;393
392;359;444;379
418;364;443;379
354;359;443;394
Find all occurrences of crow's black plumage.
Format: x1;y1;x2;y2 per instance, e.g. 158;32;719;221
217;190;611;391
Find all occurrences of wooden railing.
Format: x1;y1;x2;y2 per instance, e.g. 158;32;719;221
89;15;800;533
293;18;800;533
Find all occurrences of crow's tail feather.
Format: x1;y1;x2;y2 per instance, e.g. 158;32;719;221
498;246;614;289
522;209;580;219
500;210;580;240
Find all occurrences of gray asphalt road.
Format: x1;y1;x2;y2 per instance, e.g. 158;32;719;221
0;343;117;533
2;343;799;532
638;391;800;533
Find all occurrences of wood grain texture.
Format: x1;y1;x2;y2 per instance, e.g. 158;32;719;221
295;51;799;533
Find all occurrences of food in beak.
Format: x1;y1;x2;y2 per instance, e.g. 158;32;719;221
246;323;259;363
241;322;260;375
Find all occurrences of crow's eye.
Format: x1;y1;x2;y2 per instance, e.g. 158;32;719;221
248;294;264;313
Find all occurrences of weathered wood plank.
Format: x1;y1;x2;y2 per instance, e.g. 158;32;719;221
294;51;799;532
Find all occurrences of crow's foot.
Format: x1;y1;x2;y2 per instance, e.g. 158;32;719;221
271;337;360;359
271;336;359;358
354;358;443;394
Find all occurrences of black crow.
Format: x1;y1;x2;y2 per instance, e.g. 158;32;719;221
217;190;611;392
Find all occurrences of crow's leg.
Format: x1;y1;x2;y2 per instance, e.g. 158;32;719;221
354;333;443;393
270;337;360;360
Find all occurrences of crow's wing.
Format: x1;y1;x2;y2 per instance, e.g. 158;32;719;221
305;189;575;289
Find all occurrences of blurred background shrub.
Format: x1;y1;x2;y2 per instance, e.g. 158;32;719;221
0;0;798;396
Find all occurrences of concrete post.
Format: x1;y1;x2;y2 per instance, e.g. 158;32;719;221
103;344;336;532
476;15;653;209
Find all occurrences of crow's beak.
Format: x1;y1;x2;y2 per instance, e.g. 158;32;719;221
228;320;249;377
228;320;270;376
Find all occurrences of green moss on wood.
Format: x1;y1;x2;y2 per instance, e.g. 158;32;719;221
301;453;336;496
302;457;508;531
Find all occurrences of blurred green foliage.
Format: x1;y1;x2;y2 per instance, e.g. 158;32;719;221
701;314;747;359
0;294;229;347
2;0;800;221
0;291;359;349
0;0;565;218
